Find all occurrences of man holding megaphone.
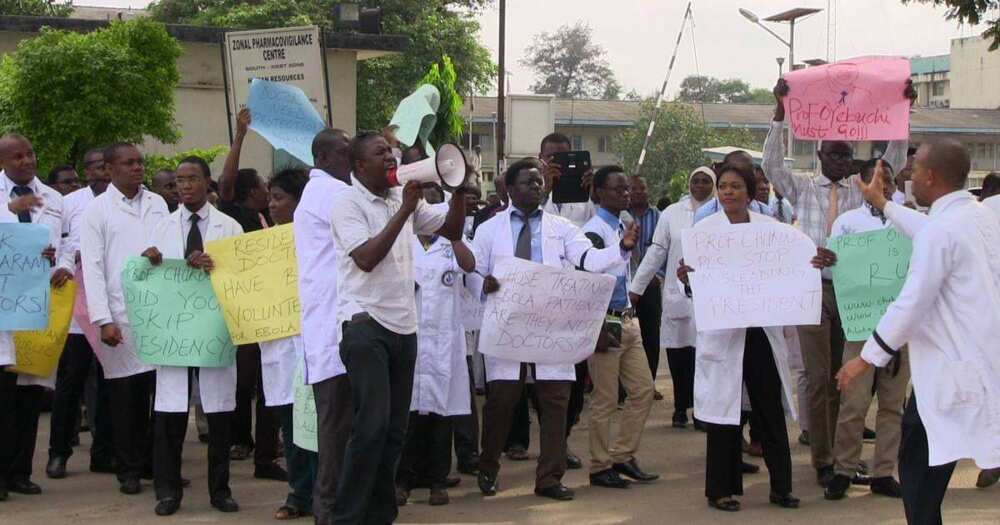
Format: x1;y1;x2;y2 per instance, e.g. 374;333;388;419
328;131;467;524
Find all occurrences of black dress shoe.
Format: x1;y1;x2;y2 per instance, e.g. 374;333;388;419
816;465;835;487
412;477;461;489
0;486;7;501
851;472;871;486
254;462;288;481
672;411;688;428
590;469;630;489
7;479;41;495
824;473;851;500
46;456;68;479
477;471;498;496
870;476;903;498
566;452;582;470
612;458;659;482
741;462;760;474
692;418;707;432
154;498;180;516
708;497;741;512
120;478;142;495
770;491;800;508
456;461;479;475
534;483;574;501
211;496;240;513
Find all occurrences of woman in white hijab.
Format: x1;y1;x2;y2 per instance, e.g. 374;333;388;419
628;166;716;428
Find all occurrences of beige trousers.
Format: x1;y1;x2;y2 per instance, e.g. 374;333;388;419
587;318;655;473
833;341;910;478
797;281;844;469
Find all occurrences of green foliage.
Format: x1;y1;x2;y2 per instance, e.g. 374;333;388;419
520;21;621;99
902;1;1000;50
612;101;759;201
148;0;496;132
0;19;182;172
0;0;72;17
677;75;773;104
144;145;227;185
417;55;464;146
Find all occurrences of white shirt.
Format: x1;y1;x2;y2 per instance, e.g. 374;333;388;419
329;175;447;335
830;204;893;237
80;184;168;378
542;196;595;228
61;187;98;335
984;194;1000;218
892;190;906;205
179;203;210;243
293;169;350;384
862;191;1000;468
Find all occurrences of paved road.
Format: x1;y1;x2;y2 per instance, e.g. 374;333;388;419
2;377;997;524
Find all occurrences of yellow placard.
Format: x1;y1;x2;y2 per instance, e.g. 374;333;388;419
11;280;77;378
205;224;300;344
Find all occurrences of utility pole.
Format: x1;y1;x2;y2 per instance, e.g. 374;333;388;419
496;0;506;176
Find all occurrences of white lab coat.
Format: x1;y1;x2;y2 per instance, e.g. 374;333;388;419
80;185;167;379
471;207;629;381
0;174;67;387
259;335;300;407
628;196;702;349
60;187;98;335
691;210;796;426
293;170;349;385
411;237;470;416
862;193;1000;468
148;205;241;413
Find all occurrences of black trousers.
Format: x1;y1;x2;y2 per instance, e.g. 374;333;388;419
333;316;417;525
153;395;232;501
665;346;695;414
107;370;155;482
312;373;353;524
705;328;792;499
232;343;280;466
566;360;588;437
453;355;479;465
900;395;956;525
397;412;453;489
0;371;44;485
505;386;531;451
635;281;662;379
49;334;114;464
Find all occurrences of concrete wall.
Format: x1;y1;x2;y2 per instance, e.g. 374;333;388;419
949;36;1000;110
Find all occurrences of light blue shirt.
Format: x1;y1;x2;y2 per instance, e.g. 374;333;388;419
693;197;772;224
595;207;629;310
510;207;542;263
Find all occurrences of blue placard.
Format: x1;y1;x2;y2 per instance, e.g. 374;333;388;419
0;223;51;330
246;79;326;165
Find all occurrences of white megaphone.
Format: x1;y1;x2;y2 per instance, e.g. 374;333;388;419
386;143;467;189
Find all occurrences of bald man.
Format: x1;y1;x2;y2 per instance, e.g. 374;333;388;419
839;139;1000;524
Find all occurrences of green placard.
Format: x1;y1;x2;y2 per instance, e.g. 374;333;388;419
122;257;237;367
828;227;913;341
292;361;318;452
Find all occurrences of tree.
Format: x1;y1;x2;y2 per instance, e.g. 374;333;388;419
416;55;464;146
148;0;495;131
145;145;227;185
0;0;72;17
520;22;621;99
676;75;771;104
0;19;182;170
902;1;1000;50
612;100;759;201
747;88;774;104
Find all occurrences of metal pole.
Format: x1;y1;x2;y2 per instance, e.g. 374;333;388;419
635;1;692;176
496;0;507;175
787;19;795;160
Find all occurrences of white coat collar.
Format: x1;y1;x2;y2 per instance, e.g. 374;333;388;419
929;190;973;217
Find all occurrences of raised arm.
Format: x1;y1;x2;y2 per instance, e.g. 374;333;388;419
219;108;250;203
763;79;807;205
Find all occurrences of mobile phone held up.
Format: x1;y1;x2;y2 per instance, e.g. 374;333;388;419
550;150;592;204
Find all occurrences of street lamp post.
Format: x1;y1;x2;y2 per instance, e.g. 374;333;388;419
740;6;822;162
777;56;785;77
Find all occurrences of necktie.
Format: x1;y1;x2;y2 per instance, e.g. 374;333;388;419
515;216;532;260
11;185;33;223
825;183;839;236
186;213;203;257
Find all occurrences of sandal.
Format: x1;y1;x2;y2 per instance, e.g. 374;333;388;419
708;497;741;512
274;505;301;520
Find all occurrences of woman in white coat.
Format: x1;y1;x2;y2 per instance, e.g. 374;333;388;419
629;166;715;428
396;183;475;507
254;168;319;520
143;156;242;516
678;165;799;513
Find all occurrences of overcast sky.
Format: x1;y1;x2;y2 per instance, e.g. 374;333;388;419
89;0;991;97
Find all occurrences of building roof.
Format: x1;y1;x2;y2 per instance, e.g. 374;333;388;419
465;96;1000;134
910;54;950;75
0;15;407;54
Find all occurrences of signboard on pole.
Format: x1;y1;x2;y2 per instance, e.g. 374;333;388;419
222;25;330;139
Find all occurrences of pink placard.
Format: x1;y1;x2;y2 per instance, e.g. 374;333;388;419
71;269;103;355
783;56;911;141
